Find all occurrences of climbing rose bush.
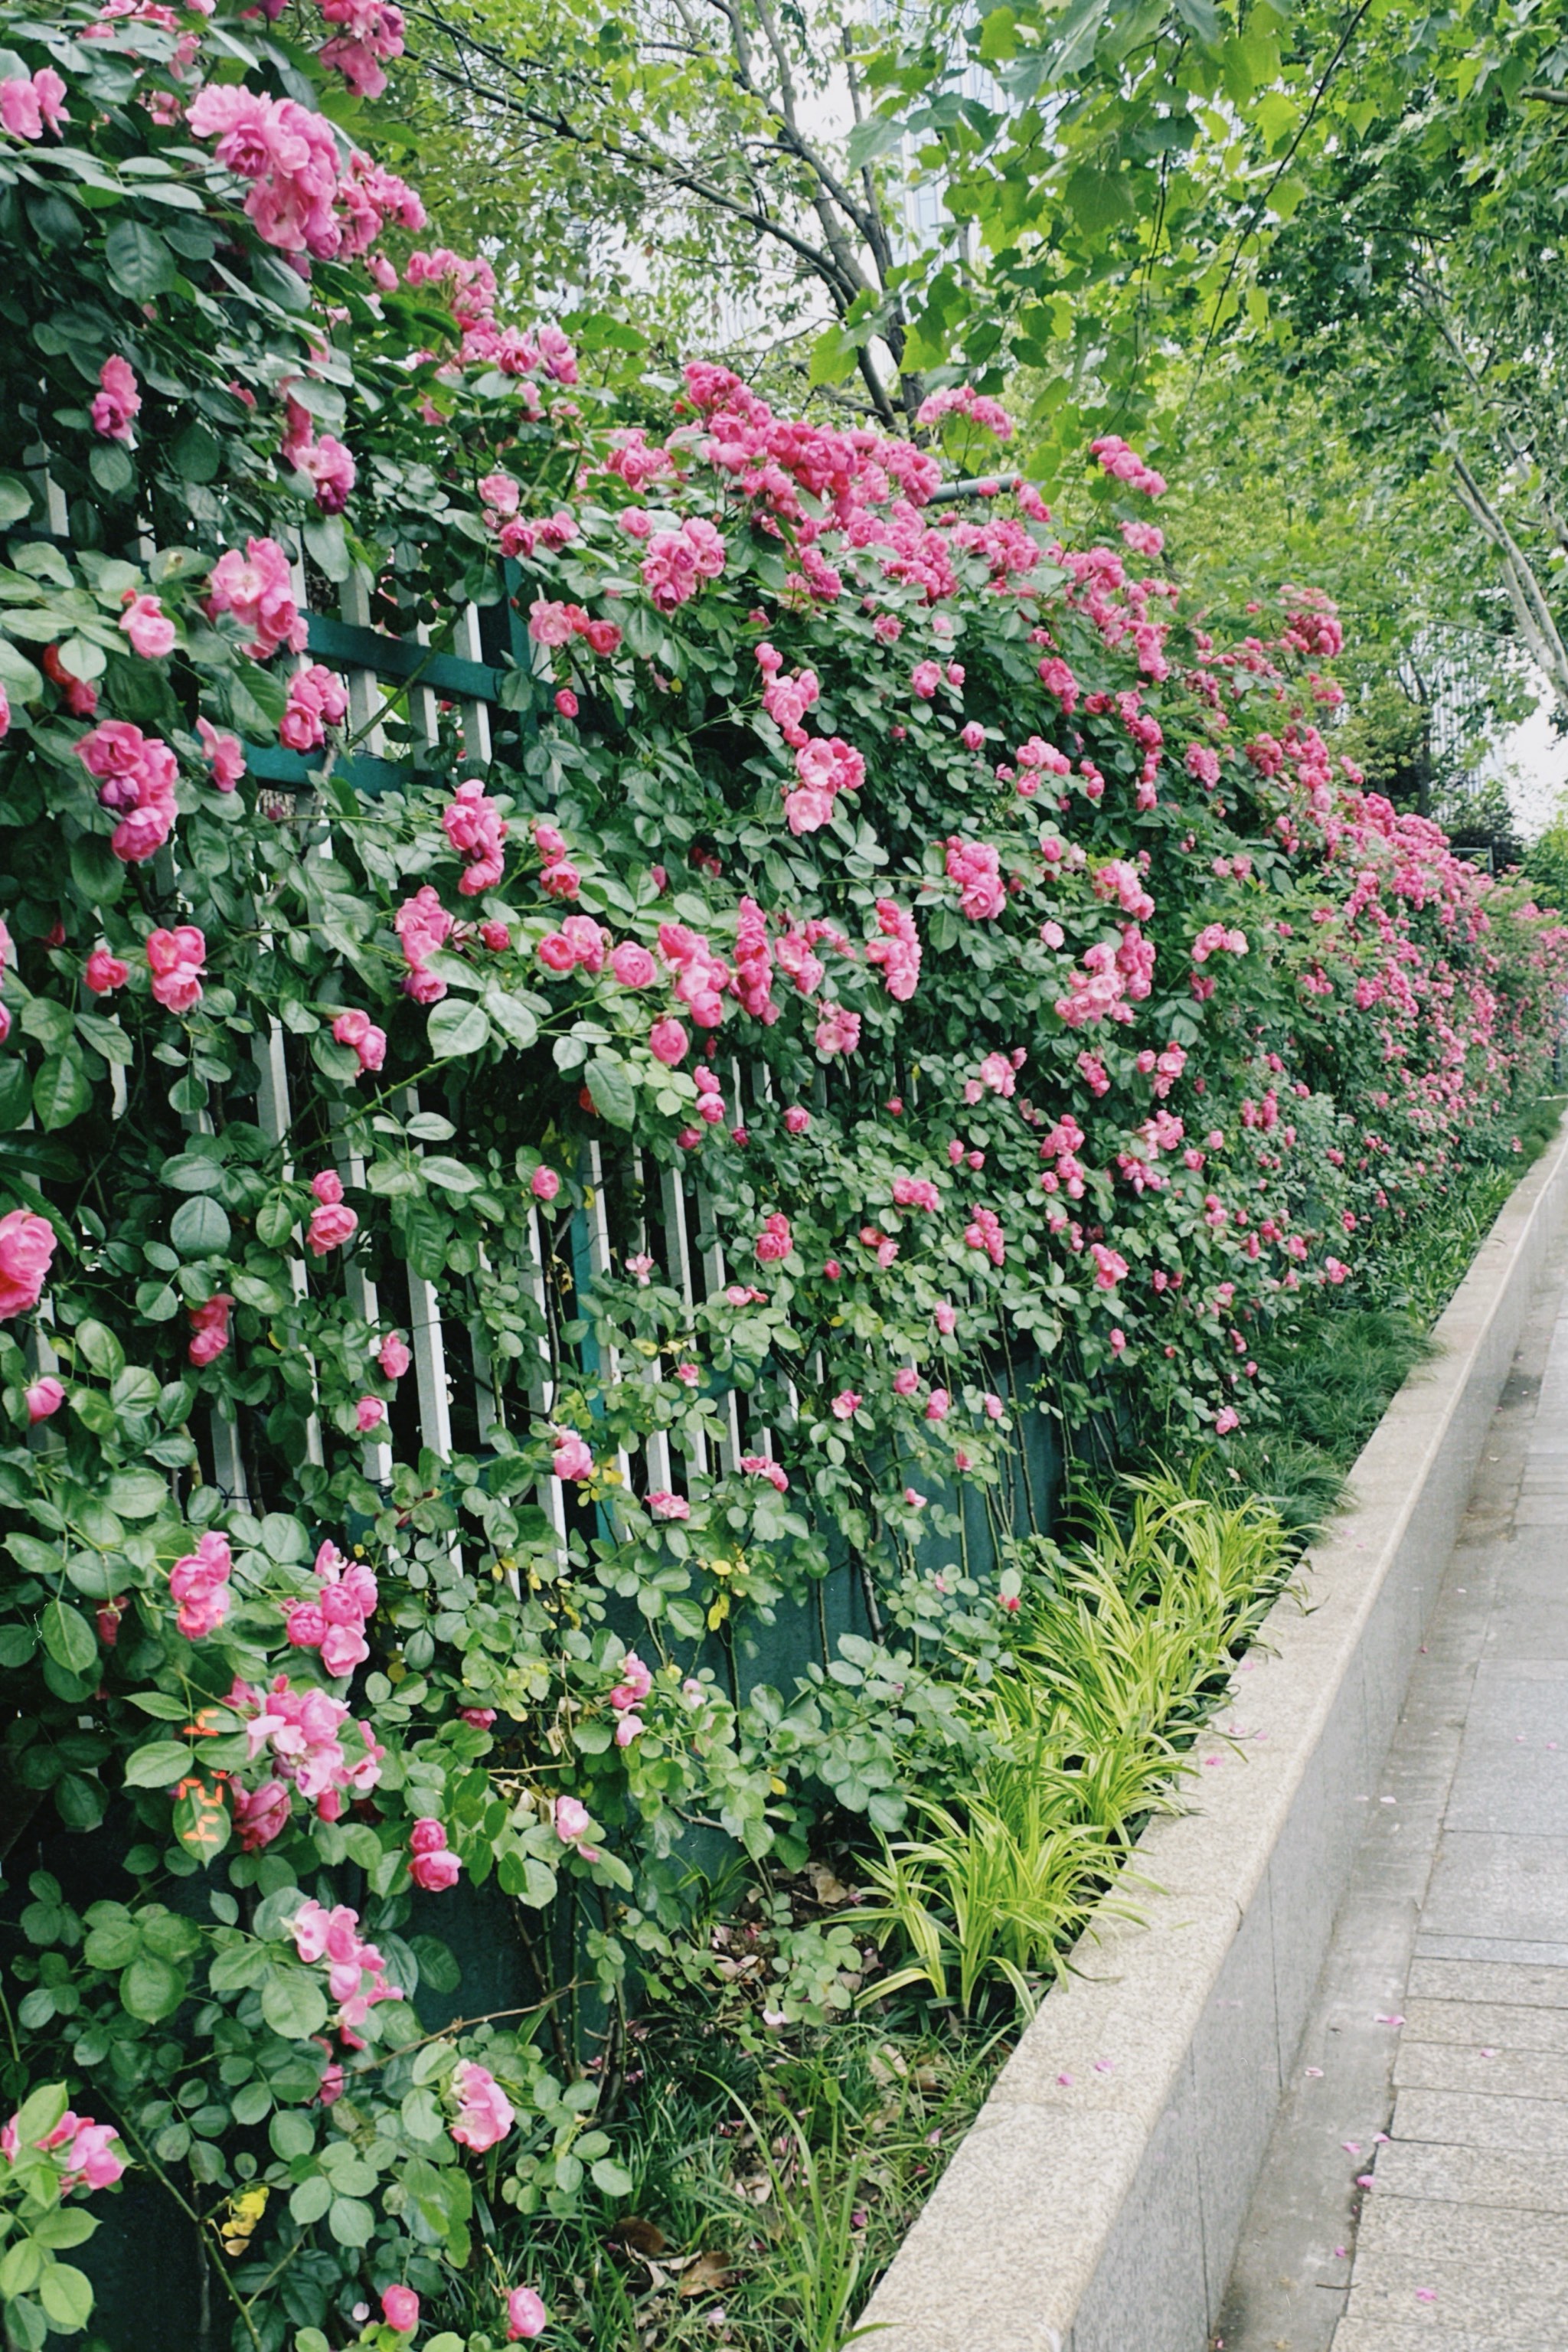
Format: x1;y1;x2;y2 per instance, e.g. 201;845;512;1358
0;2;1563;2345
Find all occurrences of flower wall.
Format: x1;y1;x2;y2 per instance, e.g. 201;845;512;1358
0;2;1563;2345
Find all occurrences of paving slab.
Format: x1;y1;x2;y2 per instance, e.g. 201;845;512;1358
1400;1995;1568;2050
1370;2138;1568;2212
1392;2039;1568;2098
1406;1958;1568;2007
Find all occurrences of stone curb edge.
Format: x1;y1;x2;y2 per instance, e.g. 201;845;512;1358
858;1116;1568;2352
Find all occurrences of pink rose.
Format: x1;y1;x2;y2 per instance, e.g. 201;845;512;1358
614;1713;643;1747
0;1210;56;1319
649;1017;688;1067
234;1779;292;1851
610;942;657;988
506;2288;548;2341
196;717;245;789
24;1376;64;1424
409;1835;461;1891
381;2287;420;2334
648;1491;690;1521
119;593;175;659
286;1602;326;1649
90;354;139;442
449;2060;514;2152
531;1166;560;1201
145;925;206;1013
831;1390;861;1420
378;1333;411;1380
84;946;129;995
552;1429;594;1482
783;1106;810;1134
553;1795;590;1842
354;1395;386;1432
925;1388;950;1422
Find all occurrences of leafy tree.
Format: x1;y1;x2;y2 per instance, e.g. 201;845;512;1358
396;0;936;426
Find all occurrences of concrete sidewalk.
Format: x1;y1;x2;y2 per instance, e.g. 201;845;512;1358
1217;1223;1568;2352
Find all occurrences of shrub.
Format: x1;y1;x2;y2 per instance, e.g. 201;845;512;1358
0;2;1561;2344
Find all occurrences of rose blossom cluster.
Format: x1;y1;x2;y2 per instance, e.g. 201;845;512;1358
642;516;726;611
1089;434;1167;498
185;86;423;262
205;537;305;659
0;67;68;145
279;395;357;512
168;1530;232;1640
865;900;921;1000
146;926;207;1013
1;2105;125;2194
306;1168;358;1256
395;884;453;1002
77;721;178;864
284;1539;378;1674
290;1899;403;2043
228;1674;385;1848
608;1649;652;1746
318;0;407;100
332;1007;387;1075
280;664;348;753
945;837;1006;921
409;1815;462;1890
188;1292;233;1367
784;734;864;835
443;779;508;894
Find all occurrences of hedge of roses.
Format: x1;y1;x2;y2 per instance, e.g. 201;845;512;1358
0;2;1563;2347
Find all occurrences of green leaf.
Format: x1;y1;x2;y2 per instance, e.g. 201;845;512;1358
119;1952;186;2022
407;1933;461;1993
169;1195;231;1257
12;2083;69;2150
427;998;490;1057
67;834;122;904
260;1969;329;2042
105;219;174;299
0;2240;42;2298
31;1053;90;1133
89;443;135;499
289;2176;332;2227
39;2262;93;2332
303;515;350;582
585;1054;636;1128
158;1152;225;1194
1063;165;1135;234
74;1319;124;1380
0;472;34;527
270;2111;316;2161
590;2156;635;2196
845;113;903;171
420;1155;480;1193
326;2195;374;2248
482;990;539;1050
106;1469;170;1519
41;1600;97;1676
123;1741;196;1789
0;1058;30;1132
168;423;219;484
